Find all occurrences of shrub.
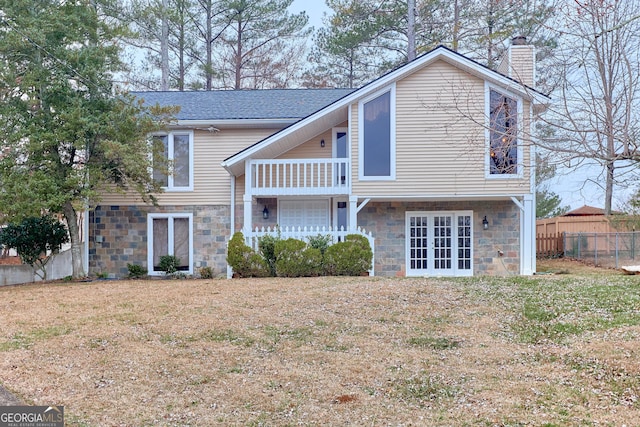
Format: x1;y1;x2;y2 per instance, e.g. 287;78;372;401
199;266;214;279
0;215;69;281
308;234;332;256
274;238;322;277
158;255;180;275
258;233;280;277
226;232;269;277
127;264;147;279
324;234;373;276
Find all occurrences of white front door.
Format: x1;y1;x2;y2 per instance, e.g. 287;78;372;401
406;211;473;276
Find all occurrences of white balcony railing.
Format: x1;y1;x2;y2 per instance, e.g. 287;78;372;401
247;158;350;196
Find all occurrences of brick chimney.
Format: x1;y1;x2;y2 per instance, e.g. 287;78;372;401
497;36;535;87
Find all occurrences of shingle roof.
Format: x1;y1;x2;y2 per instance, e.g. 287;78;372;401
562;205;623;216
131;89;355;121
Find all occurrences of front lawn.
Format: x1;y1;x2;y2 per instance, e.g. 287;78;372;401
1;270;639;425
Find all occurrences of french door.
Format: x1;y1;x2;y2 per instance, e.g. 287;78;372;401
406;211;473;276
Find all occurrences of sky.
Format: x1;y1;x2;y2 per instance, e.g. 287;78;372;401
290;0;330;30
289;0;614;211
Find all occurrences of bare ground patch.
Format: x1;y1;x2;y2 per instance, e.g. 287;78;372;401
1;273;639;426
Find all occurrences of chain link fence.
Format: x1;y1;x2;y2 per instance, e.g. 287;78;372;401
564;232;640;268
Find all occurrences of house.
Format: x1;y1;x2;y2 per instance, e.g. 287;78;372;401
88;39;549;278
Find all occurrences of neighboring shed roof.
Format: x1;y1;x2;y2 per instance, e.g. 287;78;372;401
562;205;623;216
131;89;355;121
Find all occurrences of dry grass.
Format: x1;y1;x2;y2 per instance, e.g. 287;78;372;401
1;262;639;426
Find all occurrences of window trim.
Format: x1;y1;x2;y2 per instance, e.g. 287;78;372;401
358;84;396;181
147;213;194;276
151;130;194;191
484;83;523;179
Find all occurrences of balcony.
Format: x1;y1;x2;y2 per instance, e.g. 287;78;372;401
247;158;350;196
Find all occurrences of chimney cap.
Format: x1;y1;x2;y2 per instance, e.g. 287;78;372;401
512;36;527;46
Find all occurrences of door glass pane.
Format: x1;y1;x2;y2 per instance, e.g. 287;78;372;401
174;218;189;270
336;132;347;185
173;134;190;187
408;216;429;271
336;201;347;231
433;216;452;270
153;218;168;271
457;215;472;270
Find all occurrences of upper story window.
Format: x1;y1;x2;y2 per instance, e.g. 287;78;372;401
488;88;519;176
152;131;194;191
359;85;396;180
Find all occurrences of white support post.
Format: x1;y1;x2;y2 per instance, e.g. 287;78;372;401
243;194;252;236
519;194;535;275
349;195;358;232
244;160;253;237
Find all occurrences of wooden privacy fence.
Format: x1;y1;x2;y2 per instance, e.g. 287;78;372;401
536;233;564;257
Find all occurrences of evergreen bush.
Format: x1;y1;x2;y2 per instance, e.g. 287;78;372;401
127;263;147;279
324;234;373;276
274;238;322;277
226;232;269;277
258;233;280;277
158;255;180;275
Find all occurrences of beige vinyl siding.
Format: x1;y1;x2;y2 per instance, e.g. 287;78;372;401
276;121;348;160
100;128;277;206
276;130;332;159
352;59;531;196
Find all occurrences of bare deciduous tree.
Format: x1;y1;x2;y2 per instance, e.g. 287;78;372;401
540;0;640;214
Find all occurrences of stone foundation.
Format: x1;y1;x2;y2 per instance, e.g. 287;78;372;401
89;200;522;278
357;201;520;277
89;205;230;278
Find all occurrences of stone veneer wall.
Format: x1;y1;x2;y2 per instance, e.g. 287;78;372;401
357;201;520;277
89;205;230;278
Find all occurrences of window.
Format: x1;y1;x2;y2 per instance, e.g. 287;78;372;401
152;131;193;190
488;89;519;175
359;85;395;180
147;213;193;275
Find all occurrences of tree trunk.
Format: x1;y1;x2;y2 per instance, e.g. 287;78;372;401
605;161;614;215
407;0;416;61
63;201;86;279
452;0;460;51
206;2;213;90
235;19;242;89
161;0;170;90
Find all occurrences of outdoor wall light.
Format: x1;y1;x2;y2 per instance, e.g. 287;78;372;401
482;216;489;230
320;139;325;147
262;206;269;220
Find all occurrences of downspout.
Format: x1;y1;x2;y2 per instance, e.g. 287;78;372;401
83;207;89;276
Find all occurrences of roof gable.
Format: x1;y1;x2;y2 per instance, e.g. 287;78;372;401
221;45;550;176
